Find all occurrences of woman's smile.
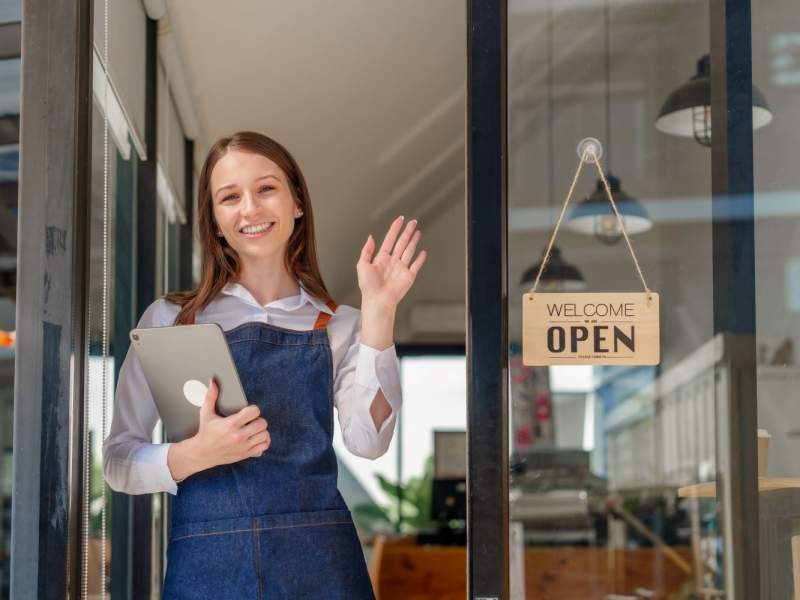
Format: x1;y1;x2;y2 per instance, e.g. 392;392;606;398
239;221;276;238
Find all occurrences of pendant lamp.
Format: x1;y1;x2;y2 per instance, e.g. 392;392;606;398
520;3;585;291
655;54;772;147
520;246;585;291
566;174;652;245
566;0;652;245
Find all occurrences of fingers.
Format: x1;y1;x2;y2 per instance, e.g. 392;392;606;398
377;215;405;256
248;439;270;457
199;378;219;420
247;430;270;449
409;249;428;275
230;404;261;427
392;219;418;259
400;229;421;265
359;234;376;265
240;416;268;439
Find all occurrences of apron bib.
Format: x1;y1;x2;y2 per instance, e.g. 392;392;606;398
162;306;375;599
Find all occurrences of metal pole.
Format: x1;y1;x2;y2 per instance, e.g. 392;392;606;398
710;0;760;596
11;0;93;597
466;0;509;597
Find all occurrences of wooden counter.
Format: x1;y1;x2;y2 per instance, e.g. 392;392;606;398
370;538;693;599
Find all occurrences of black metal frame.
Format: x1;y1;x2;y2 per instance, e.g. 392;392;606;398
466;0;509;597
180;138;195;291
110;146;139;596
11;0;93;597
131;15;160;600
710;0;760;597
108;15;160;600
396;344;466;358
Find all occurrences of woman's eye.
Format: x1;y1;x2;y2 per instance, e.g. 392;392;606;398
259;185;273;193
222;194;237;202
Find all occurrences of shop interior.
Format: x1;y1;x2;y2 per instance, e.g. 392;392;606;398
85;0;800;598
4;0;800;598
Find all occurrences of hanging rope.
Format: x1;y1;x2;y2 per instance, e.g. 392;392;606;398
528;143;652;298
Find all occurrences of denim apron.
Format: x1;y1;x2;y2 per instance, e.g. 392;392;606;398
162;304;375;599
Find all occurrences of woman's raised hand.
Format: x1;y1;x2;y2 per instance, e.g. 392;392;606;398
357;216;427;310
167;378;270;482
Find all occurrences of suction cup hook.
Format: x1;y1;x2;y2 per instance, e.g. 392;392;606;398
577;137;603;163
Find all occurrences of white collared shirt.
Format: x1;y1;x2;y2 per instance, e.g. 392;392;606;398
103;282;401;496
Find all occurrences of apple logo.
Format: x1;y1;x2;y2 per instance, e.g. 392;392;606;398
183;379;208;408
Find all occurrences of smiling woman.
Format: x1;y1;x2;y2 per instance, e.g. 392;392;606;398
164;131;333;324
102;129;427;599
211;153;306;280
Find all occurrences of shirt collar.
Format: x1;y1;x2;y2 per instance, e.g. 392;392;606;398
220;280;334;315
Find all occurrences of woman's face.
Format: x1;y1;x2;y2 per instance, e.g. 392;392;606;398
210;150;302;264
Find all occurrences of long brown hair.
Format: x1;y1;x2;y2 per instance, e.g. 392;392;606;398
164;131;333;324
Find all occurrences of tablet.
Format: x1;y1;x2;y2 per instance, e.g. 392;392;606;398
130;323;250;442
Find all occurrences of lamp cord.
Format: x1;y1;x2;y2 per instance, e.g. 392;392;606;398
528;147;651;297
547;1;554;221
604;0;612;172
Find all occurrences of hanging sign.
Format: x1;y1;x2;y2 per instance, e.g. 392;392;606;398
522;138;661;367
522;292;659;365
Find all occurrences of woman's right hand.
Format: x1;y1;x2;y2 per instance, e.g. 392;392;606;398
167;378;270;482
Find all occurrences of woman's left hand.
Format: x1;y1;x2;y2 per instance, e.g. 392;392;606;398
357;216;427;310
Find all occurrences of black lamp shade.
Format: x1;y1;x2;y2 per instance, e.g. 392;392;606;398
520;246;586;291
655;54;772;145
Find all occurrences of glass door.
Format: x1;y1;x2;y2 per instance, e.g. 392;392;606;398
507;2;717;596
462;0;776;597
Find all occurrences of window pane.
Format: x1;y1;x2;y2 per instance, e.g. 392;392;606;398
753;0;800;596
508;1;718;596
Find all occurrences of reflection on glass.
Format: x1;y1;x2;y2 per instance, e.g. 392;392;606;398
753;0;800;596
0;0;19;26
85;104;120;597
509;0;722;596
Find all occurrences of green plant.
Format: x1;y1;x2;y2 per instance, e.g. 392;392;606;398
353;455;436;535
89;458;112;538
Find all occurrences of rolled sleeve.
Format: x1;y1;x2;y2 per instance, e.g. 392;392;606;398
355;343;402;435
104;438;179;496
333;312;403;460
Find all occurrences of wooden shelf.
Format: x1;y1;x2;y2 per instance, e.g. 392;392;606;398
678;477;800;498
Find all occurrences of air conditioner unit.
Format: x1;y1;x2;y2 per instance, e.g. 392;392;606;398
408;302;466;336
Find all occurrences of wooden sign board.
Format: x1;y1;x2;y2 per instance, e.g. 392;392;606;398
522;292;660;366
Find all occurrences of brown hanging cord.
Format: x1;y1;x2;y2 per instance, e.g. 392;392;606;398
528;143;652;299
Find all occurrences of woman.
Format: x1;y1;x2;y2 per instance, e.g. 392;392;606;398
103;131;426;599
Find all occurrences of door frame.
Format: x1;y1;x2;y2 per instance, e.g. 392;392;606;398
464;0;760;598
466;1;509;598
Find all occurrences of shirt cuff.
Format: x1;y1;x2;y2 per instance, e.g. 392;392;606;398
355;343;402;435
138;442;180;495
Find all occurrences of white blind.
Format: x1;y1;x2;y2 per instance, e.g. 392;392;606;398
157;59;186;222
93;0;147;159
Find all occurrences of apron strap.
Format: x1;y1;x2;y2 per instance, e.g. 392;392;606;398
313;300;338;330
